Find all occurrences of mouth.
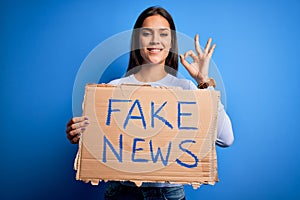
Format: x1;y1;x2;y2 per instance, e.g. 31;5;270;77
147;48;163;52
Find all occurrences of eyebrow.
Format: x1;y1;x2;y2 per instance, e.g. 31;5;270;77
141;28;170;31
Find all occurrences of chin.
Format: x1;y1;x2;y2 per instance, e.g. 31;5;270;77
146;59;165;65
147;55;169;65
149;57;164;63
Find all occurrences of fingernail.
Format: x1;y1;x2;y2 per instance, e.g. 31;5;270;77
84;121;90;125
84;117;88;120
81;127;86;131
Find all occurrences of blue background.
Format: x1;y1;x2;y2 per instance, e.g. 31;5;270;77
1;0;300;199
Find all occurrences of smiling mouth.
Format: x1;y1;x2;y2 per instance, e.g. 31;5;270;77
147;48;163;52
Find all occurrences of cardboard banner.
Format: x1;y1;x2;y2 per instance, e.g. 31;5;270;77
74;84;220;189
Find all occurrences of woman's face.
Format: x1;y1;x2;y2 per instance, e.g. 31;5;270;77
139;15;171;65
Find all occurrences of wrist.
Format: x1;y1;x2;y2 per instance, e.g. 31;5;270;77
197;78;216;89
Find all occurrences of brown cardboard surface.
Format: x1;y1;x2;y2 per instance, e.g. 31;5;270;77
74;84;220;189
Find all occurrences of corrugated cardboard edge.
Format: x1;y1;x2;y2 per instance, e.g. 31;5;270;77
90;83;184;90
74;84;93;183
74;85;104;186
74;84;219;189
211;90;220;186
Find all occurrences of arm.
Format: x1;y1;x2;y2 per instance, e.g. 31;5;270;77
216;102;234;147
181;34;234;147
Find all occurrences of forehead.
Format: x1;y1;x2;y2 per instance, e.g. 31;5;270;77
142;15;170;29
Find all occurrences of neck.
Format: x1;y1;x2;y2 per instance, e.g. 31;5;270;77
134;63;168;82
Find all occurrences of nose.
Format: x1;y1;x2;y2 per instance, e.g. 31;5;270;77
150;41;160;45
150;32;160;45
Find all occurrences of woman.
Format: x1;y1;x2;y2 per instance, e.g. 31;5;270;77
66;6;234;200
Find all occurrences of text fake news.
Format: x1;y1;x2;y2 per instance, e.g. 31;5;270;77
98;98;201;169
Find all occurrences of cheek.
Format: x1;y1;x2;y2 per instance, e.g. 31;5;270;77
163;49;170;58
139;46;147;61
162;37;172;49
139;48;146;58
139;37;150;48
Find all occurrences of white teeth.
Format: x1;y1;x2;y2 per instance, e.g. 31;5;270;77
149;49;161;52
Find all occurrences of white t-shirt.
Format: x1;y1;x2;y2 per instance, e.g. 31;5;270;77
109;73;197;90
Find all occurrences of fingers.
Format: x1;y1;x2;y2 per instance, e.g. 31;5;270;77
195;34;216;57
194;34;202;56
180;54;197;77
66;127;85;144
69;134;81;144
183;50;198;62
70;120;89;131
69;127;86;137
67;116;88;127
204;37;216;57
208;44;216;57
67;129;82;144
66;116;89;144
180;50;198;76
179;54;190;69
67;133;81;144
204;38;212;54
66;117;89;132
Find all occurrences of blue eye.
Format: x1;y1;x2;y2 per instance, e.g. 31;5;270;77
160;33;168;37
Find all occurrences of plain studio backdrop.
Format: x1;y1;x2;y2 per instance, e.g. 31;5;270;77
1;0;299;199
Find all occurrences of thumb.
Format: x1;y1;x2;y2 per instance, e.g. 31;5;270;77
179;54;189;69
180;54;195;76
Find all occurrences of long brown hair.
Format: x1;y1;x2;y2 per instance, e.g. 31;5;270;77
126;6;178;76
